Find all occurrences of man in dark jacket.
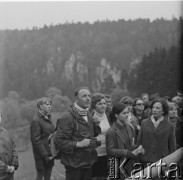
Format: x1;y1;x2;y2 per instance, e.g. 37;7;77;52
54;87;101;180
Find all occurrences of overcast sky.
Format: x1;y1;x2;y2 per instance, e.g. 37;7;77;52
0;1;182;30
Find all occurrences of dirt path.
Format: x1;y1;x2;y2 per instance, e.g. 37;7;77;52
15;146;65;180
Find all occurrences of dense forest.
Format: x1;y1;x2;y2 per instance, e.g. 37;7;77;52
0;18;182;100
0;18;182;150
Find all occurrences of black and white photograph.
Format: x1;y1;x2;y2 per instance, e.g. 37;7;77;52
0;1;183;180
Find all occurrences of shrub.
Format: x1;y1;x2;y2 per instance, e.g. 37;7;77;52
52;95;72;112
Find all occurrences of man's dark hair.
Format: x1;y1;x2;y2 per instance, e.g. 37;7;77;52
74;87;89;98
133;97;143;106
104;94;111;99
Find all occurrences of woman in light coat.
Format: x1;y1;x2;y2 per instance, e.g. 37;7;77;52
91;93;111;180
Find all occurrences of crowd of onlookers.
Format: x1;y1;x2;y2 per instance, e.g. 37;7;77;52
1;87;183;180
30;88;183;180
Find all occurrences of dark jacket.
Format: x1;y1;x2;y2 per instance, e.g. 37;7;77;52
54;105;100;169
30;112;55;163
106;122;136;179
175;116;183;149
106;122;136;159
0;126;19;180
137;116;176;163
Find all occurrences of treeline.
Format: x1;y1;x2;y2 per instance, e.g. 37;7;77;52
0;87;72;150
0;18;182;100
127;45;181;97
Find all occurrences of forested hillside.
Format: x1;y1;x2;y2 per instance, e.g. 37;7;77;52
0;18;181;99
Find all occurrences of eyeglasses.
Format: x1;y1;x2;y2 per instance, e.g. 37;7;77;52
136;103;144;106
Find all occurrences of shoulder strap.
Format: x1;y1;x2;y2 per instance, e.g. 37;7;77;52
68;108;79;131
55;110;78;133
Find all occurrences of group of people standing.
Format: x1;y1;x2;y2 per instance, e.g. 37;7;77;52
1;87;181;180
29;87;183;180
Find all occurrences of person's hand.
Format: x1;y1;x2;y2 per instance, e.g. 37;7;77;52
6;166;15;173
48;156;53;161
76;138;91;148
136;125;141;130
45;156;53;163
9;166;15;173
132;145;145;156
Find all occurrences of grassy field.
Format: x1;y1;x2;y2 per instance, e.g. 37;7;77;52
15;145;65;180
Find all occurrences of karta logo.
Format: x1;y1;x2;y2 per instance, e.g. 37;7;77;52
109;158;183;179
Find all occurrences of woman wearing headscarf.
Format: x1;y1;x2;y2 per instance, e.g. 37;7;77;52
0;109;19;180
90;93;110;180
30;97;55;180
106;103;144;179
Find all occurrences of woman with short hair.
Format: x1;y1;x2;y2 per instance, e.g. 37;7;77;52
137;99;176;166
91;93;110;180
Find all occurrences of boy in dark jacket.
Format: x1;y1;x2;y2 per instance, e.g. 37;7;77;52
30;97;55;180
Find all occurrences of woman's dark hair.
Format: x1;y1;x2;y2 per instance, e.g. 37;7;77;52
109;102;127;123
150;98;169;116
91;93;105;110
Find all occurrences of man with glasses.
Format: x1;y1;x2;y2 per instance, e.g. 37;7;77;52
133;98;147;126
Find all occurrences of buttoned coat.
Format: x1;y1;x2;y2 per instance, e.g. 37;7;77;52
106;122;136;179
137;116;176;163
30;112;55;169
